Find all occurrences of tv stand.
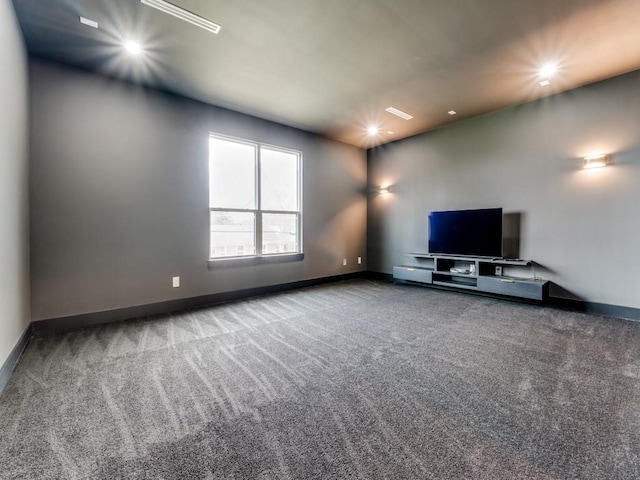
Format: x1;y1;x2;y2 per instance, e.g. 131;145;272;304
393;253;548;301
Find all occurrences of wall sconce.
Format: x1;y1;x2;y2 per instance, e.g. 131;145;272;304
379;185;390;194
583;154;610;169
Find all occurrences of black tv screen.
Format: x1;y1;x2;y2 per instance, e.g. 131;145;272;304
428;208;503;258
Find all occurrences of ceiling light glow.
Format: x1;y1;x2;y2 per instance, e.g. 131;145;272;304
367;126;379;136
124;41;142;55
539;63;557;78
539;79;550;87
385;107;413;120
448;110;457;116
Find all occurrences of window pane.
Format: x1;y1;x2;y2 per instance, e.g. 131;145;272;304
209;137;256;209
261;147;298;211
262;213;298;254
210;211;255;258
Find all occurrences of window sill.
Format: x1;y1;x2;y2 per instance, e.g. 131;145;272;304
208;253;304;269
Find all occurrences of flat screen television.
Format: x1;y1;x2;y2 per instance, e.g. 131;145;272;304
428;208;503;258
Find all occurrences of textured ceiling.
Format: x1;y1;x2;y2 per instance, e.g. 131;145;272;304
13;0;640;148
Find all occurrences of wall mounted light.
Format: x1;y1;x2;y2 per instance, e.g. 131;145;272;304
583;154;610;169
379;185;390;194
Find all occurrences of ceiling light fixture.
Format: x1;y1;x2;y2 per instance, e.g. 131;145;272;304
79;16;98;29
539;63;557;78
140;0;221;34
124;41;142;55
367;126;379;136
387;131;394;135
540;79;550;86
385;107;413;120
448;110;457;116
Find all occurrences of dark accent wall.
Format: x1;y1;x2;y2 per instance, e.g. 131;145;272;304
368;70;640;310
0;3;30;373
29;59;367;323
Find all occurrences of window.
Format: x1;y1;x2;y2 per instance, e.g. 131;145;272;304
209;134;302;260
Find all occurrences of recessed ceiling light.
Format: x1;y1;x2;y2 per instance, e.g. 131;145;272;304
79;16;98;29
385;107;413;120
124;41;142;55
448;110;457;116
367;126;379;136
387;131;394;135
140;0;221;34
540;79;550;86
539;63;557;78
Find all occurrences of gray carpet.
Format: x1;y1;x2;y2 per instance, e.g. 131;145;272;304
1;279;639;479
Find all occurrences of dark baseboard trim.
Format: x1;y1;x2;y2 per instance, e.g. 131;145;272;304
32;271;368;335
548;297;640;322
0;324;33;397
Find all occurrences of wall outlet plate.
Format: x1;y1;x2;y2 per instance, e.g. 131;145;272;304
172;276;180;288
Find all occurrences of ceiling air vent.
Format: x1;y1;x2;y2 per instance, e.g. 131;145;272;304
385;107;413;120
140;0;221;34
79;16;99;29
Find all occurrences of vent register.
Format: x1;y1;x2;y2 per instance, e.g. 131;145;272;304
140;0;222;34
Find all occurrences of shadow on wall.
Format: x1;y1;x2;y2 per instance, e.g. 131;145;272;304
503;212;521;259
503;213;585;302
548;282;584;302
365;186;395;272
314;197;367;268
503;213;587;303
529;260;585;302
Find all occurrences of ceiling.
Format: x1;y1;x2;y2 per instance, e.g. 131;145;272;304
12;0;640;148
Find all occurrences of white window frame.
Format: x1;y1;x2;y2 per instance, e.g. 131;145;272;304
208;133;303;263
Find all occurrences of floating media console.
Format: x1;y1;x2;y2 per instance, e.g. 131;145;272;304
393;253;549;301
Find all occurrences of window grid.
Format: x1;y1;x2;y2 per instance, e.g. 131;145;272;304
209;134;302;260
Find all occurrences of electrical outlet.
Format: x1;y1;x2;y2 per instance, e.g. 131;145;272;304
495;266;502;276
357;257;362;265
172;276;180;288
343;258;347;266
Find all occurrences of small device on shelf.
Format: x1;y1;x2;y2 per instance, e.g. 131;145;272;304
449;267;472;274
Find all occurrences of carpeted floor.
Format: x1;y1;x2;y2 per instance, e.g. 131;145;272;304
1;279;639;479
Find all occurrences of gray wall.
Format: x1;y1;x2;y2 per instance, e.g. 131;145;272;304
30;59;367;322
0;3;30;366
368;70;640;309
